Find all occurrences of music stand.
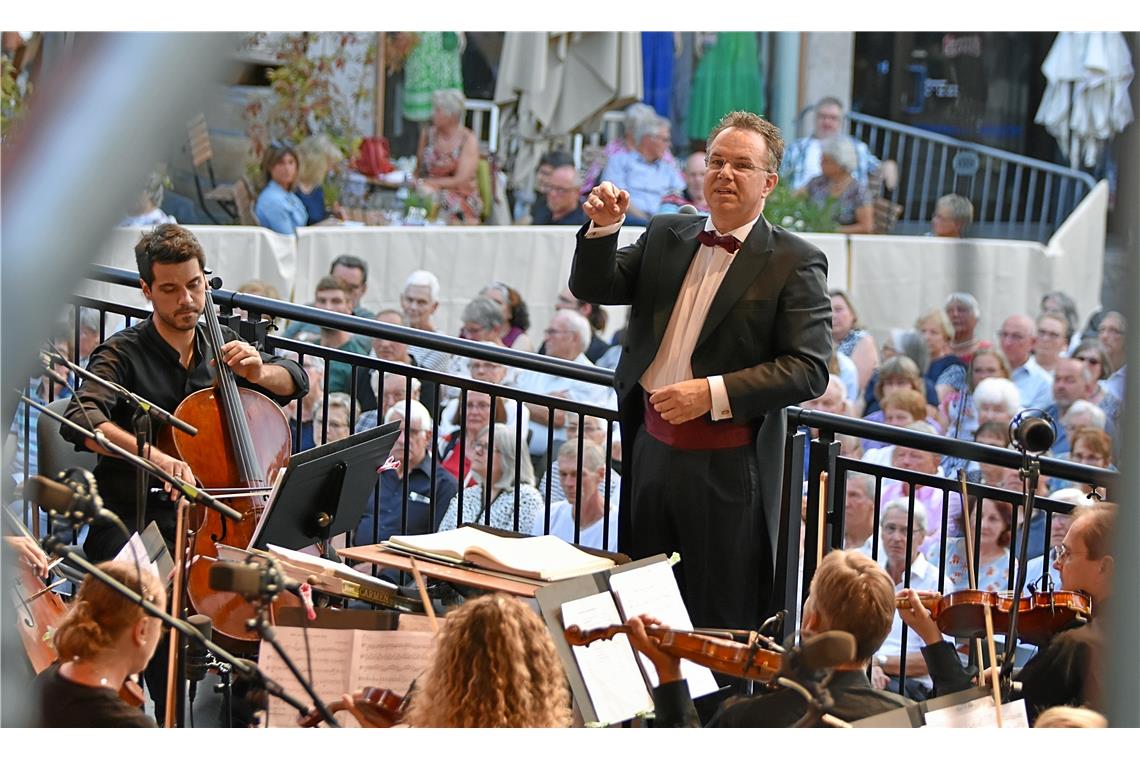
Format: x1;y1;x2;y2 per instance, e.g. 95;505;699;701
249;421;401;552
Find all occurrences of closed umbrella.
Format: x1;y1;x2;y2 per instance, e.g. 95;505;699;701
1035;32;1134;169
495;32;642;190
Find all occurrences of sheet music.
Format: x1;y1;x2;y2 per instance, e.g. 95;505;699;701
607;560;720;698
351;630;436;694
259;626;357;727
923;696;1030;728
561;592;654;726
113;532;160;582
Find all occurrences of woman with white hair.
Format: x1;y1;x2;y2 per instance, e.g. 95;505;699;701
798;135;874;234
972;376;1022;429
439;423;543;534
414;88;483;224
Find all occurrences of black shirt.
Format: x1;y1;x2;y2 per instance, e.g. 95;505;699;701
62;317;308;552
34;662;157;728
653;670;912;727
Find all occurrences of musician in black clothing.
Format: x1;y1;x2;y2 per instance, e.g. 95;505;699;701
629;549;911;727
61;223;307;563
34;561;165;728
901;503;1116;723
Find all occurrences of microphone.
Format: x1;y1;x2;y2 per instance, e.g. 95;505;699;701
185;614;213;683
39;352;72;387
1009;410;1056;454
27;470;116;525
677;204;699;215
208;560;300;602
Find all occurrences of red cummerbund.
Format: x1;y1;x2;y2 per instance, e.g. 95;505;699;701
643;391;754;450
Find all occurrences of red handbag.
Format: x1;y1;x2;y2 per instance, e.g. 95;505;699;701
354;136;394;177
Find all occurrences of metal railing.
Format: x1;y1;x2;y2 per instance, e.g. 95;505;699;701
847;111;1096;241
781;407;1118;697
10;266;620;556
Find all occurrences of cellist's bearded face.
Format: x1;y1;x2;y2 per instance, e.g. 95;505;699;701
142;259;206;333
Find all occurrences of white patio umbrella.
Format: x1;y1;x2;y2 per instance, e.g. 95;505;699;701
1034;32;1134;170
495;32;642;189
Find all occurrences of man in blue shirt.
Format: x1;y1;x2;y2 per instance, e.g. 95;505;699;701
999;314;1054;409
600;116;683;225
353;399;457;544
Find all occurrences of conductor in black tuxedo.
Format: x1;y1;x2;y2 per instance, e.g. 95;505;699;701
569;111;832;631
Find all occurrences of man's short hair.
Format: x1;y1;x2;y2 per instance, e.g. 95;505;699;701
538;150;575;169
134;223;206;286
816;95;845;114
557;309;592;354
935;194;975;226
846;471;876;500
315;275;349;296
707;111;785;172
1071;502;1116;559
881;496;928;535
330;254;368;284
807;549;895;661
461;296;506;330
403;270;440;303
557;438;606;473
385;397;434;435
945;292;981;320
313;391;352;427
633;115;668;145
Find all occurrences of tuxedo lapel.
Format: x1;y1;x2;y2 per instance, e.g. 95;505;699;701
695;217;775;350
652;217;705;344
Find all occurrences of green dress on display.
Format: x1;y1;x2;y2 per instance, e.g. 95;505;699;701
687;32;764;142
402;32;464;123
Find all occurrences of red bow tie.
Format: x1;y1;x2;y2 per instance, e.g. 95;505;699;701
697;229;741;253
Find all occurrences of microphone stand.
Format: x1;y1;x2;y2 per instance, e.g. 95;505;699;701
45;347;199;535
39;533;323;727
999;448;1043;695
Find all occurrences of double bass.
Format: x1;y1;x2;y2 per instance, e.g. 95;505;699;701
162;282;298;653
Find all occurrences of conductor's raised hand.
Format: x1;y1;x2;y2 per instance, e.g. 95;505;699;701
582;181;630;227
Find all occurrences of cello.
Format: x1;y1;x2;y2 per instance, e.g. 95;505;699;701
162;281;298;653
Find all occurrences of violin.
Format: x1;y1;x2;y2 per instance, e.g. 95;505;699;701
10;553;144;707
161;283;297;653
896;589;1092;646
564;624;783;683
297;687;406;728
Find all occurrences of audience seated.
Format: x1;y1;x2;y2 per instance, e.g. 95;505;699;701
118;171;177;228
414;88;483;225
283;255;375;340
916;308;967;403
1095;310;1126;375
438;390;502;485
599;114;684;225
294;276;373;402
929;194;973;238
255;142;308;235
437;346;528;443
861;335;938;419
312;391;353;445
944;499;1015;592
861;387;927;463
480;282;534;351
658;151;710;213
546;287;610;362
942;347;1012;440
293;134;345;225
971;376;1022;435
539;414;621;507
530;439;618;551
843;472;877;554
781;96;888;191
353;399;457;543
34;562;165;728
1033;310;1071;376
539;164;588;226
1063;428;1114;499
1044;357;1099;454
798;135;874;234
521;150;575;225
1041;291;1083;355
998;314;1054;409
879;421;964;557
401;270;453;373
830;289;879;397
629;549;908;727
439;423;544;534
944;292;991;363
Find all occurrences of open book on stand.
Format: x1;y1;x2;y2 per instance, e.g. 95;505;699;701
383;525;616;582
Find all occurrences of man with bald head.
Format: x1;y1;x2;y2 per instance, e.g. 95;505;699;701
570;110;831;632
1044;356;1098;454
998;314;1053;409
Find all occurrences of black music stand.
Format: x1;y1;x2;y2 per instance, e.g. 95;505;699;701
249;421;401;552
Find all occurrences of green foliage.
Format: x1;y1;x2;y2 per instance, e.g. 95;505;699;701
762;183;839;234
241;32;374;186
1;56;33;144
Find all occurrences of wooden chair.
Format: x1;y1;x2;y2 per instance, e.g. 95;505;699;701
187;113;240;224
231;176;259;226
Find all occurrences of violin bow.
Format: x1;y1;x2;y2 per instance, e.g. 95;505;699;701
407;557;439;635
816;471;828;570
958;472;1002;727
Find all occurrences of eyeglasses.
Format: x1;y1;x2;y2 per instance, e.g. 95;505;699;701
1050;545;1087;564
547;186;580;195
1075;356;1102;365
706;157;774;175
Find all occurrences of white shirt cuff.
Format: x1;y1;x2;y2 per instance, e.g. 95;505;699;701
585;217;625;237
708;376;733;421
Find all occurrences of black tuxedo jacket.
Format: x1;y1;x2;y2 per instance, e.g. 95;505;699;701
569;212;832;569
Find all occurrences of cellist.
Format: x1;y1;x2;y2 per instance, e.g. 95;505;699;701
61;224;307;720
